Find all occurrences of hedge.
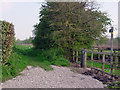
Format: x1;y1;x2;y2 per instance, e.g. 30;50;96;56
0;21;14;64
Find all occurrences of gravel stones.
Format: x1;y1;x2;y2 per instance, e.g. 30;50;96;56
2;65;104;88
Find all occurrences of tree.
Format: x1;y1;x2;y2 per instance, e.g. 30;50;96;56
15;39;22;45
33;1;111;51
32;3;54;49
94;36;110;45
22;37;33;44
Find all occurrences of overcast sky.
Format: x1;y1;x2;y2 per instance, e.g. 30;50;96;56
0;0;119;40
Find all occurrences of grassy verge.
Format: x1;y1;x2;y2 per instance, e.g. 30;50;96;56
2;44;71;82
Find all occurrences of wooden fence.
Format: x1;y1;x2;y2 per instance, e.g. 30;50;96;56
73;48;120;79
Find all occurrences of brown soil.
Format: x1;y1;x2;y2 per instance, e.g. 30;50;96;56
70;62;120;86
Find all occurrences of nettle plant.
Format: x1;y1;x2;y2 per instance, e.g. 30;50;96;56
0;21;15;64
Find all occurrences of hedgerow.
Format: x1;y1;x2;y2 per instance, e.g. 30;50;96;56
0;21;14;64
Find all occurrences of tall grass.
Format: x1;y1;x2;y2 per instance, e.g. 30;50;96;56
2;52;28;82
2;45;71;82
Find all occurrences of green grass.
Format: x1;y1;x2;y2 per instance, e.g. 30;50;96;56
78;60;120;76
2;52;28;82
78;60;110;69
86;49;119;59
2;44;71;82
86;60;111;69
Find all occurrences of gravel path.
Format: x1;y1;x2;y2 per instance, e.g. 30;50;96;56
2;65;104;88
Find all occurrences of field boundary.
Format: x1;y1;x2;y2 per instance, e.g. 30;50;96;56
72;48;120;79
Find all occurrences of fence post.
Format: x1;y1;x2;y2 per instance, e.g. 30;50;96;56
73;50;75;62
110;27;114;80
98;47;100;60
91;51;93;68
102;49;105;75
81;48;84;68
84;49;87;69
76;50;78;62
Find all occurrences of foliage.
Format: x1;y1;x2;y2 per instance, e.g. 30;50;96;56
2;45;71;82
94;36;110;45
15;37;33;45
32;13;53;49
22;37;33;44
33;1;111;52
15;39;22;45
96;36;120;46
113;37;119;46
0;21;15;64
2;52;28;82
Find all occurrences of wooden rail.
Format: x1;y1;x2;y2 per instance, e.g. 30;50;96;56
85;50;111;55
73;48;120;79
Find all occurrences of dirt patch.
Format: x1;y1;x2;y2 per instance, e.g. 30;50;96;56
70;62;120;88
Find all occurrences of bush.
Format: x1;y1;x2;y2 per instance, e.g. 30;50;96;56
2;52;28;82
0;21;15;64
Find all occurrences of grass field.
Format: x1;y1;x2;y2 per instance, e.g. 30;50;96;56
86;49;119;59
79;49;120;76
2;44;71;82
78;60;120;76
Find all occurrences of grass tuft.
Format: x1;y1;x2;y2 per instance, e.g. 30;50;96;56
2;45;71;82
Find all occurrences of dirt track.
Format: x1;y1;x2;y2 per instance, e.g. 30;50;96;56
2;65;104;88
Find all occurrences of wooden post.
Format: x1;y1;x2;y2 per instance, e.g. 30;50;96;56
91;52;93;68
102;49;105;75
98;47;100;60
84;50;87;69
110;27;114;79
76;50;78;62
81;48;85;68
73;50;75;62
115;52;118;76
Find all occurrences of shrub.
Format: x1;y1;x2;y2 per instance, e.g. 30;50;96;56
0;21;15;64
